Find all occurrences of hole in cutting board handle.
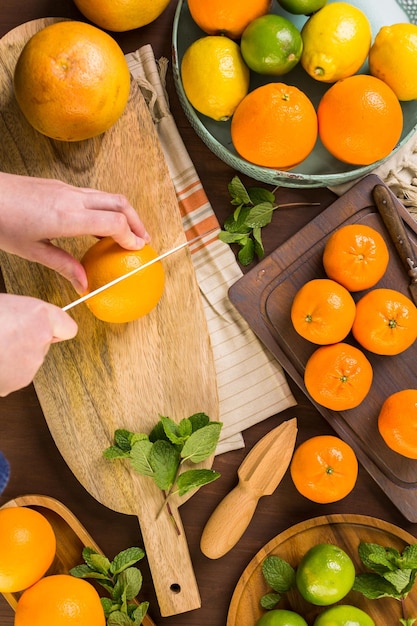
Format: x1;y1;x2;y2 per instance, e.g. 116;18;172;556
170;583;181;594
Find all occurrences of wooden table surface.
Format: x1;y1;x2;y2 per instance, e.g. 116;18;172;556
1;2;416;626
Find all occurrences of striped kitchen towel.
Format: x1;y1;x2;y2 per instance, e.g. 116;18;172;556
126;45;296;455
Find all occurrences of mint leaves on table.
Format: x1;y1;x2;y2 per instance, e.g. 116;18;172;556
218;176;319;266
70;546;148;626
260;555;295;609
103;413;222;530
353;542;417;625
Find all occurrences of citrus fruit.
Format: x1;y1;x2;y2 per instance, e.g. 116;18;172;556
14;574;105;626
290;278;356;345
322;224;389;292
0;506;56;593
296;543;356;606
81;237;165;324
352;288;417;355
72;0;171;31
369;23;417;101
304;342;373;411
317;74;403;165
240;14;303;76
277;0;328;15
181;36;249;121
290;435;358;503
14;21;130;142
255;609;308;626
230;83;317;169
378;389;417;459
314;604;375;626
188;0;272;39
301;2;372;82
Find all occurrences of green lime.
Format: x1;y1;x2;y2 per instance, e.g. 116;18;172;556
240;14;303;76
313;604;375;626
295;543;355;606
277;0;328;15
255;609;308;626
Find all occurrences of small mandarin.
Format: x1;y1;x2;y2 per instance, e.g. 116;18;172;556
81;237;165;324
231;83;318;170
291;278;356;345
317;74;403;166
352;288;417;355
0;506;56;593
323;224;389;291
378;389;417;459
188;0;272;39
290;435;358;503
304;342;373;411
14;574;105;626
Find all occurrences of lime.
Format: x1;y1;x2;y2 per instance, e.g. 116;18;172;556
181;36;249;121
313;604;375;626
277;0;327;15
255;609;308;626
241;14;303;76
301;2;372;82
295;543;355;606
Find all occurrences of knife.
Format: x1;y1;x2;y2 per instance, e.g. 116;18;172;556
373;184;417;305
62;228;218;312
200;418;298;559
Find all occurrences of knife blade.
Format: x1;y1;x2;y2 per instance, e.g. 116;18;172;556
62;227;218;312
200;418;297;559
373;184;417;306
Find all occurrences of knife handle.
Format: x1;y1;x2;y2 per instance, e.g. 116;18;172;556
373;184;417;281
200;481;260;559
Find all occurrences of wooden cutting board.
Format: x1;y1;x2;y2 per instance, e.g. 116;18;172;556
228;514;417;626
0;18;219;617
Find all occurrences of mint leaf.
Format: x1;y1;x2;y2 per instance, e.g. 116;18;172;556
188;412;210;431
113;567;143;602
262;555;295;593
161;416;185;446
110;548;145;576
248;187;276;205
384;568;416;596
238;237;255;266
129;439;154;477
149;440;180;491
181;422;222;463
228;175;251;205
114;429;135;452
353;572;400;599
176;468;220;496
253;226;264;261
260;593;282;610
245;202;274;228
108;611;133;626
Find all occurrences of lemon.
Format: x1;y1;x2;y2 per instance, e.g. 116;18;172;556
301;2;372;82
181;36;250;121
241;14;303;76
369;23;417;101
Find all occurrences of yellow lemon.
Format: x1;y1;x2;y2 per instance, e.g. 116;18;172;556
369;23;417;101
181;36;250;121
301;2;372;82
72;0;171;32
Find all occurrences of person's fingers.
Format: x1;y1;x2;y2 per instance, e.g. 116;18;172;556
48;305;78;342
30;242;88;294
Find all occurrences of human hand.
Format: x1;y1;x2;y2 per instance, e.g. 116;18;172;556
0;293;77;397
0;172;151;293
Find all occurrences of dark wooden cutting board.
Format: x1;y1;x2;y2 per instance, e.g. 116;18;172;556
0;18;219;616
229;174;417;522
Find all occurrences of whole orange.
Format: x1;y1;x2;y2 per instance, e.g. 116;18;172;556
290;435;358;503
304;342;373;411
323;224;389;292
81;238;165;324
73;0;171;32
378;389;417;459
291;278;356;345
317;74;403;165
14;21;130;142
188;0;272;39
352;288;417;355
14;574;105;626
231;83;318;169
0;506;56;593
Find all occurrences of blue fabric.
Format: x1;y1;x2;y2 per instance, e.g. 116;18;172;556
0;450;10;495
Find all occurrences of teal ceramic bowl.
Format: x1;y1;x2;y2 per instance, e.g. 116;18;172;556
172;0;417;188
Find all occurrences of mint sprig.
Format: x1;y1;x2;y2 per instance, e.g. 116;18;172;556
218;176;319;266
103;413;222;530
260;555;295;609
70;546;148;625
